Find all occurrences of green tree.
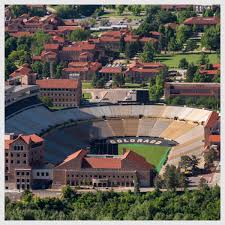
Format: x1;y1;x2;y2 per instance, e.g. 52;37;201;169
5;37;17;57
178;58;189;69
116;5;126;15
68;29;91;42
176;25;192;45
8;50;31;66
129;5;142;16
198;53;209;65
61;185;77;199
163;165;180;191
125;41;140;59
31;61;43;77
140;42;155;62
42;62;50;77
5;59;16;80
201;25;220;51
185;63;197;82
11;5;29;17
39;96;53;107
168;37;182;52
203;8;214;17
177;9;196;23
112;74;125;87
204;147;218;169
185;39;198;52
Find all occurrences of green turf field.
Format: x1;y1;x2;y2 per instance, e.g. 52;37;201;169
155;53;219;68
118;144;171;172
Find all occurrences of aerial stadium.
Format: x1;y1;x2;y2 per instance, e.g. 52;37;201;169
5;102;219;176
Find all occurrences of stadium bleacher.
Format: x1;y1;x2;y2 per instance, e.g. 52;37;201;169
5;104;214;167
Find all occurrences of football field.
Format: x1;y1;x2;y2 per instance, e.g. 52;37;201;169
118;144;171;172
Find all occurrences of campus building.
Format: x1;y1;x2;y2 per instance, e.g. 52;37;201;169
52;149;153;188
5;133;44;190
164;82;220;99
36;78;82;107
125;61;165;83
62;61;102;81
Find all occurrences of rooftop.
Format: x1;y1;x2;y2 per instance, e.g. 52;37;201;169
36;79;79;89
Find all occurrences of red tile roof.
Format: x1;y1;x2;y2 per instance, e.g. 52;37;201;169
150;31;161;36
124;34;139;42
84;157;122;169
209;135;220;143
100;36;121;42
5;134;43;149
57;149;153;170
139;37;158;43
10;64;31;78
213;64;220;70
36;79;79;89
52;35;65;43
62;42;96;51
68;61;102;71
44;43;59;50
199;70;218;75
184;17;220;25
99;67;122;74
164;23;179;29
57;26;83;32
10;31;32;37
205;111;219;128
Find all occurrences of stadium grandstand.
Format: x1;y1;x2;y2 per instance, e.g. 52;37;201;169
5;105;219;173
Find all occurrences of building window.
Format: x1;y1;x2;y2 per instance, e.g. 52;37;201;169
17;172;20;175
11;160;13;164
22;179;25;182
46;172;49;176
21;172;24;175
41;172;44;176
5;176;8;181
24;154;26;157
37;172;40;176
5;153;8;157
17;184;20;189
17;160;20;164
11;153;13;157
27;179;29;183
17;179;20;182
17;153;20;157
5;159;8;163
5;167;8;171
26;172;29;176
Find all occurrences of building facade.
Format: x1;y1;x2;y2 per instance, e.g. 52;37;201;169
164;82;220;99
5;133;44;190
52;149;153;188
36;78;82;108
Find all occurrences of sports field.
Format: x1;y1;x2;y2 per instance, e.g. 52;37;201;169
118;144;171;172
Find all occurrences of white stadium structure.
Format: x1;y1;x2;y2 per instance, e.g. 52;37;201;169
5;105;218;173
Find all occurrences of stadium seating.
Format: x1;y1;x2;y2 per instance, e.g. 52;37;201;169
5;104;214;168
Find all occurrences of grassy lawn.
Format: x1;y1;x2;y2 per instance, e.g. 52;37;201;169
82;92;92;99
155;53;220;68
118;144;171;172
82;82;93;89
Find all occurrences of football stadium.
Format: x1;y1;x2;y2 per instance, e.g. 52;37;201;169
5;104;217;174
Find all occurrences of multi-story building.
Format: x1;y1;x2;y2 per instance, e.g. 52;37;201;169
5;133;44;190
183;16;220;30
125;61;165;83
59;41;98;62
62;61;102;81
99;66;123;81
164;82;220;99
52;149;153;188
36;78;82;107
